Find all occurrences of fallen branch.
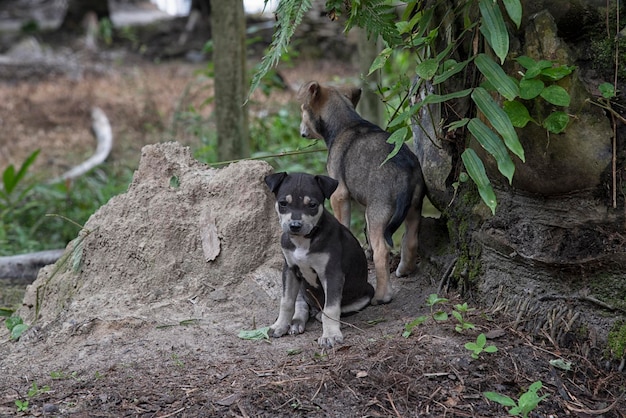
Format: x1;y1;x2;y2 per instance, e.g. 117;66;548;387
0;249;64;281
50;106;113;184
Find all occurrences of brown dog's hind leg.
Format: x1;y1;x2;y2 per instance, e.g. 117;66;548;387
329;181;352;228
396;205;420;277
368;223;393;304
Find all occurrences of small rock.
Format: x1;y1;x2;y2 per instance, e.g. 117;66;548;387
43;403;59;414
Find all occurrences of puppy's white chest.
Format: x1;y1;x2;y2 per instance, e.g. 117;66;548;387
292;247;309;263
283;237;329;287
284;237;313;268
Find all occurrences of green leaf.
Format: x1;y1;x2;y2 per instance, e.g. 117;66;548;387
415;58;440;80
519;78;544;100
475;54;519;101
446;118;470;131
515;55;537;70
11;323;29;340
5;316;23;331
479;0;509;64
238;326;270;340
426;293;448;305
472;87;525;162
528;380;543;393
484;391;518;407
461;148;497;214
433;311;448;321
169;175;180;189
403;315;429;337
433;58;470;85
543;111;570;133
0;307;14;317
549;358;573;370
503;100;534;128
368;47;393;75
599;82;616;99
502;0;522;28
468;118;515;184
2;165;16;195
517;56;553;79
452;310;463;321
540;85;571;106
381;127;408;166
476;333;487;347
13;150;40;192
484;345;498;353
464;341;478;351
540;65;576;81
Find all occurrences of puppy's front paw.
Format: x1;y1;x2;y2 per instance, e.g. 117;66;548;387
269;323;290;338
317;332;343;348
289;319;306;335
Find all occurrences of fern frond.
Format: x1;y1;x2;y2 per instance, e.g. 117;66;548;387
345;0;401;47
248;0;313;100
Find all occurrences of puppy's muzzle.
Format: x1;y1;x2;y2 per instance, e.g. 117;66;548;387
289;220;303;234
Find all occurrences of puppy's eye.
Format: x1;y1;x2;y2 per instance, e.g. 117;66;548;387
278;200;288;208
308;202;319;209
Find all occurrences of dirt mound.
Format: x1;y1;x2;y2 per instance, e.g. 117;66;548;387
5;142;283;369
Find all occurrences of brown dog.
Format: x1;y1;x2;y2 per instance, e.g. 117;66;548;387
297;81;426;304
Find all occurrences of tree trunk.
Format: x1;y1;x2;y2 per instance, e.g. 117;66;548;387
60;0;110;32
210;0;250;161
356;28;383;127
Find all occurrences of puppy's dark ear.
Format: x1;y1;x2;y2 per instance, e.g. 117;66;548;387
265;172;288;194
348;87;362;108
315;175;338;200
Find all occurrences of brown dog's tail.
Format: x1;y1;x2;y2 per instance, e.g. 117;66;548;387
384;192;412;247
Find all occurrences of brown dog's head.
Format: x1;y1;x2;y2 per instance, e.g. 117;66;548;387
296;81;362;140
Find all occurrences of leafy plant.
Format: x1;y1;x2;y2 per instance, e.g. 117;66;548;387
0;153;132;256
464;332;497;359
15;381;51;412
403;293;451;338
452;303;476;333
5;315;29;340
15;399;28;412
484;380;549;417
502;55;575;133
0;150;39;210
402;315;428;338
426;293;449;322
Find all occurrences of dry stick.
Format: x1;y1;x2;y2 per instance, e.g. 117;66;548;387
156;407;186;418
50;107;113;184
207;146;327;167
564;393;625;415
386;392;403;418
306;289;367;333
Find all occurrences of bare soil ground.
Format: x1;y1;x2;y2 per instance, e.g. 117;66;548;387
0;47;625;418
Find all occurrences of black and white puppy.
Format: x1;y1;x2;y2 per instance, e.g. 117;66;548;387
265;172;374;348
